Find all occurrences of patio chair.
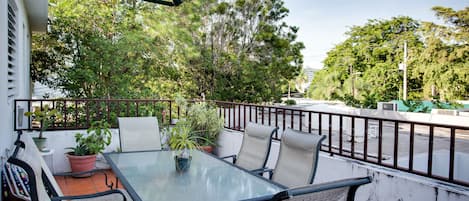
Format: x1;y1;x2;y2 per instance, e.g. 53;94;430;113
255;128;325;187
4;131;130;201
118;117;161;152
269;177;372;201
222;122;278;171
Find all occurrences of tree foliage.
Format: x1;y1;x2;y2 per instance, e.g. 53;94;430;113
307;7;469;107
32;0;303;102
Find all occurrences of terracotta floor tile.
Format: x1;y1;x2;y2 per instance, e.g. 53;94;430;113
56;169;119;196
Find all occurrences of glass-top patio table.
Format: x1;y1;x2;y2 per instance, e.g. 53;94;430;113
104;150;285;201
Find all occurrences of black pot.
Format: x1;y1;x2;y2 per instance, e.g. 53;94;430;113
175;155;192;172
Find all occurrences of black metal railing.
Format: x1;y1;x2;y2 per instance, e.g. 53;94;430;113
14;99;187;130
214;101;469;188
14;99;469;187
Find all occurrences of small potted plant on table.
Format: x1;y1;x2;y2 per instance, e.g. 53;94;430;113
66;120;112;174
169;120;204;172
24;105;61;151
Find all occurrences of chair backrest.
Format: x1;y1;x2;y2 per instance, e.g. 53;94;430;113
235;122;278;170
270;177;372;201
7;133;63;201
271;129;325;188
118;117;161;152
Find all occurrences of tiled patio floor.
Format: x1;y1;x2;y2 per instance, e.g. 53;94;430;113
54;170;119;195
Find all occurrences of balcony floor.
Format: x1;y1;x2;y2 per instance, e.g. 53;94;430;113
54;170;119;195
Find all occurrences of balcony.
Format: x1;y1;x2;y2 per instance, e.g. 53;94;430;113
12;99;469;201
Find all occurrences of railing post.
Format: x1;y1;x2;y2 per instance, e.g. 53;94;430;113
409;123;414;171
449;128;456;181
428;125;434;176
363;118;367;160
261;105;264;125
328;114;332;156
63;100;67;128
339;115;344;155
318;113;322;135
351;116;355;158
243;104;246;130
268;107;271;126
299;111;303;131
393;121;399;169
282;109;286;131
378;120;383;164
290;109;294;129
75;100;79;128
238;104;241;130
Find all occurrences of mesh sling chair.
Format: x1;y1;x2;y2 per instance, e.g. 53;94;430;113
6;131;130;201
269;177;372;201
222;122;278;171
255;128;326;187
118;117;162;152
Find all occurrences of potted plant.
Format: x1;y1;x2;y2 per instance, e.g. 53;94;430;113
24;105;62;151
187;102;224;153
169;120;203;172
66;120;112;174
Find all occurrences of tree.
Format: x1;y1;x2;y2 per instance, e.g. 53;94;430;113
32;0;204;99
32;0;304;103
188;0;304;103
412;7;469;100
308;16;421;104
308;6;469;106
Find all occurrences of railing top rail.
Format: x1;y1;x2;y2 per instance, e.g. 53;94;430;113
15;98;175;101
213;100;469;130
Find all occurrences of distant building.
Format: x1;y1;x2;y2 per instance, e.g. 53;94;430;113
33;82;64;99
303;67;319;89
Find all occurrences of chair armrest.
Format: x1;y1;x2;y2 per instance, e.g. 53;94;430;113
270;177;372;201
252;168;273;179
51;189;127;201
221;154;237;164
54;169;114;189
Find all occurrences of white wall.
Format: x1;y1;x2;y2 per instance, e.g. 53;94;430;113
216;129;469;201
31;129;122;173
0;0;10;165
0;0;31;167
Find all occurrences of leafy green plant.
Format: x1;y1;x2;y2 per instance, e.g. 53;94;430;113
67;120;112;156
187;102;224;146
431;96;463;110
169;120;208;158
402;100;430;113
169;121;199;151
284;99;296;105
24;105;62;138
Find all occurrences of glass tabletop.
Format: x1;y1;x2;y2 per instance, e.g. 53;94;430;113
104;150;284;201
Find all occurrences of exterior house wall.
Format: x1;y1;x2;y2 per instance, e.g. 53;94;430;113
0;0;31;166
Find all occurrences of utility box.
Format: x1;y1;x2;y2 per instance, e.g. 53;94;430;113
377;102;398;111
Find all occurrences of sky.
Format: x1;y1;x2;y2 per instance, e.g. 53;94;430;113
283;0;469;69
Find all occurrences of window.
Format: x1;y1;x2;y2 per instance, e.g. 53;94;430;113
7;0;18;102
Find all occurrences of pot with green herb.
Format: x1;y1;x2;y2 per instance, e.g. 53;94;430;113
24;105;62;151
66;120;112;174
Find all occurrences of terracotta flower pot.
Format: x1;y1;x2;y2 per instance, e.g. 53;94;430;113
66;154;97;177
200;145;214;153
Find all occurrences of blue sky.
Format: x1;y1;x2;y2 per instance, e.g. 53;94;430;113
283;0;468;69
